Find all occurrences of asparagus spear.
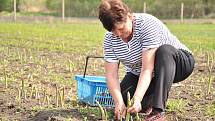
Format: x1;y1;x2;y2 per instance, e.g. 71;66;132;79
126;92;131;121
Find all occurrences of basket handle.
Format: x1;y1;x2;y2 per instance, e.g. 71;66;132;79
83;56;104;78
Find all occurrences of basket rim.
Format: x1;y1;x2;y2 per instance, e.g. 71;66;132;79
75;74;107;83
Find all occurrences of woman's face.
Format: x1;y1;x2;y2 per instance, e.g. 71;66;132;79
112;14;133;41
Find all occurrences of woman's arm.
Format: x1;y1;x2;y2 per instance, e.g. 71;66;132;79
105;62;127;119
105;62;123;104
128;48;157;113
134;48;157;100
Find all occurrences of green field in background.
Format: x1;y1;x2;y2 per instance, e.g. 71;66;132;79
0;22;214;54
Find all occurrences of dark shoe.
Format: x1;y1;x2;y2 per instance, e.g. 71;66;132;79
140;106;152;116
144;111;165;121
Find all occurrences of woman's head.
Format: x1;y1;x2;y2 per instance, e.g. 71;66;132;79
98;0;131;32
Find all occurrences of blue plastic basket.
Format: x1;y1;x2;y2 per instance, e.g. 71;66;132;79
75;75;114;107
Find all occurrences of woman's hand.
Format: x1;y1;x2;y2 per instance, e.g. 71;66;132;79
127;96;142;113
114;101;127;120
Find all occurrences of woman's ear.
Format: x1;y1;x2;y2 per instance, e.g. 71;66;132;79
128;13;133;20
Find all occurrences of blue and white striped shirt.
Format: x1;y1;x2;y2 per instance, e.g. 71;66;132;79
103;13;191;75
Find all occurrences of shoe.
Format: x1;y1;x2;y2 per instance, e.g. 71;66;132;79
144;111;165;121
140;106;152;115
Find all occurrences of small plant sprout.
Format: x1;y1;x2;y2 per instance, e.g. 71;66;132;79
43;88;47;105
61;87;65;102
24;90;27;100
167;99;187;113
56;85;59;107
120;111;123;121
21;80;25;97
62;87;65;106
30;86;36;98
46;95;50;105
126;92;131;121
95;100;108;121
16;88;21;104
19;51;23;64
134;112;140;121
30;86;38;99
103;107;108;121
68;59;73;72
7;47;10;55
206;51;214;94
84;117;88;121
65;117;70;121
38;95;42;106
207;76;214;94
126;92;140;121
3;64;8;89
35;87;39;99
30;86;33;98
28;73;33;82
71;95;78;106
58;89;64;107
23;49;27;63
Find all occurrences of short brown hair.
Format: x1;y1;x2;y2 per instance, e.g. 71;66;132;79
98;0;131;31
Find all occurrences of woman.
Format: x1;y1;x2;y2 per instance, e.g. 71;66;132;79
98;0;195;120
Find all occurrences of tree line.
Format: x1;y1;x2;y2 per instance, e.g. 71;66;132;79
0;0;215;19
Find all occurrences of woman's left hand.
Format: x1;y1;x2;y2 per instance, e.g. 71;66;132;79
127;96;142;113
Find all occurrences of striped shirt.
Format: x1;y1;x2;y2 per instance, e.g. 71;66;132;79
103;13;191;75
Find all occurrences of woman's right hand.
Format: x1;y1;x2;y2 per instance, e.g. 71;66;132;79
114;101;126;120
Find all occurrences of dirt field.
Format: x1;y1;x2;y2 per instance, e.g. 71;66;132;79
0;47;214;121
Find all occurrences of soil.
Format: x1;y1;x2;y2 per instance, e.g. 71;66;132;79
0;48;214;121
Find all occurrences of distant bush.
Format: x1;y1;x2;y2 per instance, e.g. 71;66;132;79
46;0;61;14
1;0;215;19
0;0;14;12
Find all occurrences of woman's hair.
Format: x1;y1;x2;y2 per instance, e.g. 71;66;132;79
98;0;131;31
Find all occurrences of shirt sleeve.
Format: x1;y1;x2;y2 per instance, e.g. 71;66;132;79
140;15;162;50
103;33;119;63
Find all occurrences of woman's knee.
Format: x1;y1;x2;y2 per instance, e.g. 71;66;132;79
155;44;177;59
